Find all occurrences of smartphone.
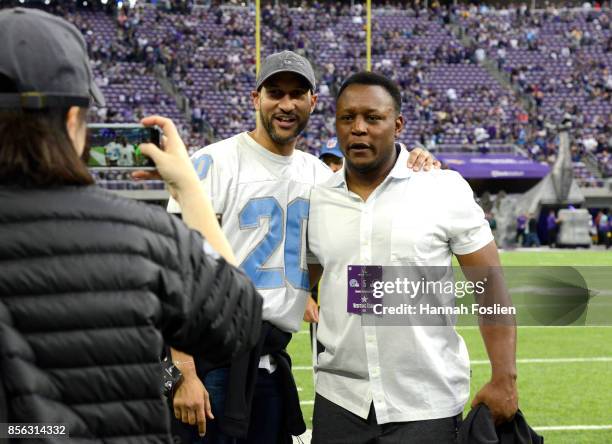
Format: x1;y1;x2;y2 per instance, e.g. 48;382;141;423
86;123;161;170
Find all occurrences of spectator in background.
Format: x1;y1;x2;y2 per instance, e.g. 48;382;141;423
474;124;490;153
606;216;612;250
582;133;598;152
319;137;344;173
596;209;609;246
486;211;498;245
525;213;541;247
546;209;558;247
191;104;203;133
496;47;507;69
475;46;486;63
516;213;527;246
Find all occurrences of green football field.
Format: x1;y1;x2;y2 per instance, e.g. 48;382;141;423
288;251;612;443
88;146;107;166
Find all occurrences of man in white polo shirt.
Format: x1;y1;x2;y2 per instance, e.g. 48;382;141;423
307;72;518;443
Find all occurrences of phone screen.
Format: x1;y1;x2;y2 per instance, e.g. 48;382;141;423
87;125;160;169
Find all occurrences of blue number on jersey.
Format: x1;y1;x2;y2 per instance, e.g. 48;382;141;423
239;197;284;289
285;198;310;290
239;197;310;290
192;154;213;180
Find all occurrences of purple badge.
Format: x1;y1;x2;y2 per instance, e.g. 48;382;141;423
347;265;383;314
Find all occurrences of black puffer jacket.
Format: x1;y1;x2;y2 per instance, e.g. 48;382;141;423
0;186;262;443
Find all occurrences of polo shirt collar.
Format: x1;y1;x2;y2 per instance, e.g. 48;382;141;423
388;143;413;179
329;143;412;189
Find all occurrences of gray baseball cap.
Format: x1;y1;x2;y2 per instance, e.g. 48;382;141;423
256;50;316;92
0;7;105;110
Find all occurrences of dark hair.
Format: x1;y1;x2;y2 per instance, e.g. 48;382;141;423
320;153;343;163
0;75;93;187
336;71;402;114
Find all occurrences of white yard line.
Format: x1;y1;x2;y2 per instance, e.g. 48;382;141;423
533;425;612;431
299;326;612;334
471;357;612;365
292;425;612;443
507;286;612;296
293;356;612;371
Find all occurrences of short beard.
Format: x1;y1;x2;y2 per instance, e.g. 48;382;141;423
260;112;309;145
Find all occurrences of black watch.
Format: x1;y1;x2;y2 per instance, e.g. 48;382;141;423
162;358;183;396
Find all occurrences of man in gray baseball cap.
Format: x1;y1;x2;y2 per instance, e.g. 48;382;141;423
0;7;105;110
167;48;322;444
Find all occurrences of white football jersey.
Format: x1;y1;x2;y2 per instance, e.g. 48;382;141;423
168;132;332;332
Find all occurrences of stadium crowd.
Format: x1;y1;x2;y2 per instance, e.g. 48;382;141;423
13;0;611;185
457;2;611;176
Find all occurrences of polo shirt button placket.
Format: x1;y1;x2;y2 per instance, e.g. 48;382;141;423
370;367;386;420
361;202;373;263
364;326;385;419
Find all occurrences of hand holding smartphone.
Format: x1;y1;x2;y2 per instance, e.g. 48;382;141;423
86;124;162;170
88;117;199;199
136;115;201;197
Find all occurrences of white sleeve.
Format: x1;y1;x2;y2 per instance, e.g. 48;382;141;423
167;151;224;215
444;173;494;255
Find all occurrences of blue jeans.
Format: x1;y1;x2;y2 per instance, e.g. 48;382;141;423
175;368;284;444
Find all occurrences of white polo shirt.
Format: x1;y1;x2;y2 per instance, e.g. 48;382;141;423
307;146;493;424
